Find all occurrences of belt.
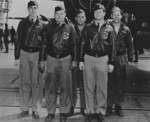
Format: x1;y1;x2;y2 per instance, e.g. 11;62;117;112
48;52;70;59
22;46;39;53
86;51;107;58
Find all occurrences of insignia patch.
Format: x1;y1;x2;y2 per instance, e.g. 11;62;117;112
102;32;108;39
62;32;69;40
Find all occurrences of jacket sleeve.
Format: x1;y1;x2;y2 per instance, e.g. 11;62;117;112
69;24;77;61
126;27;134;61
108;29;115;65
39;26;47;61
15;20;23;60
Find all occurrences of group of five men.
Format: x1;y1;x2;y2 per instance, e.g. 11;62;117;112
14;1;134;122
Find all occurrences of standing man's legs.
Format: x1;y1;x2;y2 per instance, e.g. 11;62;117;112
95;56;108;115
106;56;126;117
114;63;126;117
70;67;78;114
18;50;32;118
84;54;96;114
45;55;72;122
59;56;72;114
106;72;115;116
70;66;86;116
78;69;86;114
19;50;43;119
83;55;108;122
30;52;43;114
45;56;58;121
58;56;72;122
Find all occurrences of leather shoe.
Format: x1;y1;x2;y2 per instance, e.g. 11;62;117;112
115;105;124;117
80;108;87;117
85;114;94;122
105;106;112;116
45;114;55;122
18;111;29;118
32;111;39;119
60;113;68;122
96;113;104;122
68;107;74;117
133;59;138;63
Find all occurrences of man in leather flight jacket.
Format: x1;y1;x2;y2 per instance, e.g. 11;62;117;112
14;1;45;119
79;3;115;122
69;9;87;117
106;6;134;117
39;6;77;122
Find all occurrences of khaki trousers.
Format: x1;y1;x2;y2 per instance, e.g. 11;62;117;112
83;54;108;115
19;50;43;112
45;55;72;114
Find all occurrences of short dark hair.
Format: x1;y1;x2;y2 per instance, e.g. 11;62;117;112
75;9;85;16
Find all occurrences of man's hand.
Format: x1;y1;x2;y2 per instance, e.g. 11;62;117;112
39;61;45;73
108;64;114;73
79;62;84;71
70;61;77;70
14;60;19;67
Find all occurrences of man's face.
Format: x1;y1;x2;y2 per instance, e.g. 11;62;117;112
111;11;122;23
54;10;66;23
28;5;38;17
75;13;86;25
94;9;105;20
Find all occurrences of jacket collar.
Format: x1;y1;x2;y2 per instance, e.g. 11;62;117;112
91;19;106;27
75;23;86;32
51;18;69;27
111;22;124;29
25;16;40;24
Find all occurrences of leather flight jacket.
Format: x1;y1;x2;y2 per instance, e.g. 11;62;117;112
80;21;115;65
15;16;45;59
74;24;87;61
111;22;134;61
39;19;77;61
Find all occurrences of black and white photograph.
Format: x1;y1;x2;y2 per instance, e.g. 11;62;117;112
0;0;150;122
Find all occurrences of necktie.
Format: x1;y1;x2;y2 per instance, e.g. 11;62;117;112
98;23;100;31
31;19;34;24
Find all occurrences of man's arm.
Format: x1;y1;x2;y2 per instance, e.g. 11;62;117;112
15;20;23;60
69;24;78;70
38;26;48;73
126;27;134;62
108;28;115;65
